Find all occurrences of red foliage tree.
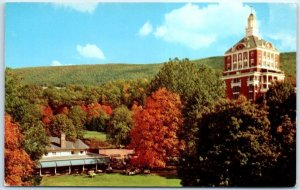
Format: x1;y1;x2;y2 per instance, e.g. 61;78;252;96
57;106;69;115
130;88;184;169
5;114;34;186
41;105;53;126
103;105;113;115
86;103;112;124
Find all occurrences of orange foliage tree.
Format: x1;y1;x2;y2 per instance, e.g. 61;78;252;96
130;88;184;169
5;114;34;186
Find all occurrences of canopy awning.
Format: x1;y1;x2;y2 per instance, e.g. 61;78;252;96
37;161;57;168
38;156;110;168
84;158;97;165
70;159;85;166
56;160;71;167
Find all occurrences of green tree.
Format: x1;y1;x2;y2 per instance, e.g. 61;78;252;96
69;105;87;138
99;82;122;108
87;110;110;132
23;121;49;161
265;81;296;136
107;105;132;146
149;58;225;103
178;97;279;187
264;82;296;186
50;114;77;141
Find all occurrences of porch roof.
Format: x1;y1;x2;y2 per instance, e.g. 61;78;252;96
37;153;110;168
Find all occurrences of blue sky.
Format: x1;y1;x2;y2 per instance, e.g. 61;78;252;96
5;2;297;68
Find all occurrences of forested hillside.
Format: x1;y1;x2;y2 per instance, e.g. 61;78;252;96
11;52;296;86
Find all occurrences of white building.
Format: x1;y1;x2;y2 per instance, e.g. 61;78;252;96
37;133;109;176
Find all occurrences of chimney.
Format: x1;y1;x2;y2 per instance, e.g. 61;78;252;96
60;132;66;149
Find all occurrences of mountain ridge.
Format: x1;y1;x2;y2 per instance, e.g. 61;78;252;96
11;52;296;86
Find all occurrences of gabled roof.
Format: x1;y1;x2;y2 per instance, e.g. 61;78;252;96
225;35;278;54
46;136;89;151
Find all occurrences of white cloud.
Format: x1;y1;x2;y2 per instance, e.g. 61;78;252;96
51;60;73;66
154;3;252;49
138;22;153;36
51;60;63;66
268;33;296;51
53;2;98;14
77;44;105;60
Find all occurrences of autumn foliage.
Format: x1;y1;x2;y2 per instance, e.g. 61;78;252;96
130;88;184;169
86;103;112;124
5;115;34;186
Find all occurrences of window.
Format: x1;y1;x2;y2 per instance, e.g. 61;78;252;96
233;64;237;70
45;152;48;156
71;151;75;155
52;152;56;155
227;64;231;71
251;59;254;65
249;85;254;92
248;92;254;100
233;94;239;99
233;78;240;83
233;86;240;93
238;63;242;69
243;52;248;59
80;151;84;154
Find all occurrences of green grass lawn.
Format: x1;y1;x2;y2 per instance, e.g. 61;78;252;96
83;130;107;141
40;173;181;187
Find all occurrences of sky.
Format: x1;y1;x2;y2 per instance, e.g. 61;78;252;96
5;2;297;68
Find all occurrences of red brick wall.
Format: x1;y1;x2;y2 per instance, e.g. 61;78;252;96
225;79;232;99
240;76;249;97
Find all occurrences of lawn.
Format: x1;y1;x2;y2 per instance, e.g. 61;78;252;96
40;173;181;187
83;130;107;141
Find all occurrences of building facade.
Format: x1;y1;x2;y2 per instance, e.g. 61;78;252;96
37;133;109;176
222;12;285;102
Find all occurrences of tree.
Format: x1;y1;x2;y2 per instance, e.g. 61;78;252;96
264;81;296;186
107;105;132;146
5;69;49;163
130;88;184;169
149;58;225;153
5;114;34;186
178;97;279;187
265;81;296;136
149;58;225;104
85;103;111;132
99;82;122;108
50;114;77;141
23;121;49;161
69;105;87;138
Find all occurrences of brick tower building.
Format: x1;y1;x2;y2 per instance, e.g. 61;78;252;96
222;12;285;102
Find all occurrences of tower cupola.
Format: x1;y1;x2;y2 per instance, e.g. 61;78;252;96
245;12;259;37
